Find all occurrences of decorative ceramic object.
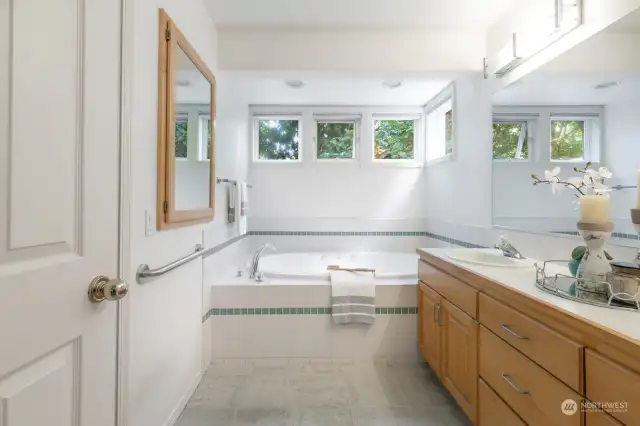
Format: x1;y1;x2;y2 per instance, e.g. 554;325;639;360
576;221;614;297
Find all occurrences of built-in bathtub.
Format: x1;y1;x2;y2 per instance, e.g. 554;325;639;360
206;251;420;361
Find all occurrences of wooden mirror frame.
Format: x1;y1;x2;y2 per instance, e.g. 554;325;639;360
157;9;216;230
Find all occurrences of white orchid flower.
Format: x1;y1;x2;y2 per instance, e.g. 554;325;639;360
583;168;600;186
567;176;584;189
598;167;612;179
544;167;563;194
592;181;612;195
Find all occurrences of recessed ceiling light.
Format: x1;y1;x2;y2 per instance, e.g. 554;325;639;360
285;80;304;88
382;80;403;89
593;81;620;90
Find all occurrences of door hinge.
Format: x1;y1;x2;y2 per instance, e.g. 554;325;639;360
165;28;171;41
163;200;168;213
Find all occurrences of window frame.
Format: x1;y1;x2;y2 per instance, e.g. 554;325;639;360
548;116;592;163
252;115;303;163
197;114;211;162
371;114;422;166
425;84;455;165
314;117;359;162
492;119;532;162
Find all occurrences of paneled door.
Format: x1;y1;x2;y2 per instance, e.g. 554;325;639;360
418;283;441;377
0;1;124;425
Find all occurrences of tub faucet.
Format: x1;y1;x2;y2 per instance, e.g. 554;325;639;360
494;236;526;259
249;243;276;280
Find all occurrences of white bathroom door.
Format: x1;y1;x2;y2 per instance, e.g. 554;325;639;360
0;0;123;425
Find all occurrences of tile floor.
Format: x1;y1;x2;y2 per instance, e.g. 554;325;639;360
175;359;472;426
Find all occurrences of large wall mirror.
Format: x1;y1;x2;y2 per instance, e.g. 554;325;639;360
491;9;640;248
157;9;216;230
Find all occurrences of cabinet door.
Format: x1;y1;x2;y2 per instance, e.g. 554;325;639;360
419;282;441;377
586;410;623;426
441;298;479;425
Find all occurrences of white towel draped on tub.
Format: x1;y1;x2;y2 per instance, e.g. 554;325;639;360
330;271;375;325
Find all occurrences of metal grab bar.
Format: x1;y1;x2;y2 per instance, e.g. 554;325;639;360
216;177;252;188
136;244;204;284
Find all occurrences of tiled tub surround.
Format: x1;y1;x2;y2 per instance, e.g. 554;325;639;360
208;282;418;361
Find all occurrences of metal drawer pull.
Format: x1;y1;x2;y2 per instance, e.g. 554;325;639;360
501;324;528;340
433;303;438;324
502;374;530;395
435;303;442;326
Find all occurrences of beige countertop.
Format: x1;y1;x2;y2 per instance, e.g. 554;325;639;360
418;248;640;343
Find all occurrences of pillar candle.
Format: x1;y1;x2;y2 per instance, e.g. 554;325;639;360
579;195;610;224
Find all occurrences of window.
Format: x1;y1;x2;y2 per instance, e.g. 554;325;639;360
175;114;188;159
254;117;301;161
493;121;529;160
550;119;585;161
316;121;356;159
198;115;211;161
425;86;454;163
373;119;415;160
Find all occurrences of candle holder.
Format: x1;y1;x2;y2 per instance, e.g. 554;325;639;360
576;221;614;297
632;209;640;263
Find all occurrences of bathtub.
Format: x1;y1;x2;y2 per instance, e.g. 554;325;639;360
258;251;419;285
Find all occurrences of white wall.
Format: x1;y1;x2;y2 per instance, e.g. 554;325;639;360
218;28;485;72
126;2;249;426
605;98;640;233
247;106;428;236
424;76;493;229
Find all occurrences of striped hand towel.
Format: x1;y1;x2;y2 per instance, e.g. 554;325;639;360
329;270;375;325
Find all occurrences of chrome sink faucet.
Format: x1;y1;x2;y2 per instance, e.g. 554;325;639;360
249;243;276;280
494;236;526;259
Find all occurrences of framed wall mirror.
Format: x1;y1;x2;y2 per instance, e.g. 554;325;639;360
157;9;216;230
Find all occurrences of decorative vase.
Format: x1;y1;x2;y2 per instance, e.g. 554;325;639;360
576;221;614;298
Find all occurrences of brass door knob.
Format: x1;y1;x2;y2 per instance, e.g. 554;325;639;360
88;276;129;303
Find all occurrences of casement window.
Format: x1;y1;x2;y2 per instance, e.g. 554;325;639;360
253;116;302;162
493;120;529;160
198;115;211;161
314;114;359;160
425;85;455;163
549;113;600;162
372;115;418;161
174;114;188;159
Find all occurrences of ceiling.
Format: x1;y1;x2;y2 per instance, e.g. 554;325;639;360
217;71;454;106
492;72;640;105
206;0;518;29
604;7;640;34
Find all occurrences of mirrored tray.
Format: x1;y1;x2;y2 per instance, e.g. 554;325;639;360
534;260;639;312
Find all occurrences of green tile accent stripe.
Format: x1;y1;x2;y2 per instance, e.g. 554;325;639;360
202;306;418;323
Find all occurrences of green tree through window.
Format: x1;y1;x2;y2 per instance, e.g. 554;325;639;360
551;120;584;160
175;118;188;158
373;120;414;160
445;110;453;155
258;119;300;160
317;122;354;159
493;122;528;159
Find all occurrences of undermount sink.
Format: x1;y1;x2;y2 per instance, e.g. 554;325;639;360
446;249;530;268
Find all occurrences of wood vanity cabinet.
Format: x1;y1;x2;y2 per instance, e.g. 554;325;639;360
417;250;640;426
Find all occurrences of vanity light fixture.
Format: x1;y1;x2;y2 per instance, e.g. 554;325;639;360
382;80;403;89
285;80;304;88
593;81;620;90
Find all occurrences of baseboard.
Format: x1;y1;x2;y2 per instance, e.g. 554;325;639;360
163;369;204;426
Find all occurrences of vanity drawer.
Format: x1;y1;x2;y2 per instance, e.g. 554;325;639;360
479;326;583;426
418;261;477;319
585;410;623;426
479;293;583;392
586;349;640;426
479;378;527;426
